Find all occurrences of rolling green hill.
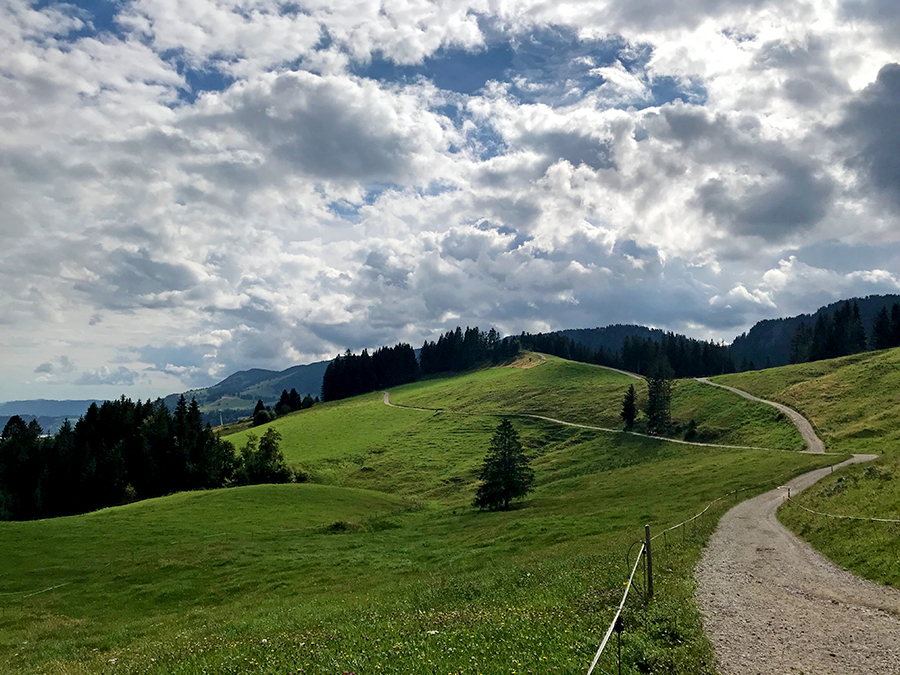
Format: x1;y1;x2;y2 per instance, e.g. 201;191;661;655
715;348;900;587
0;354;835;674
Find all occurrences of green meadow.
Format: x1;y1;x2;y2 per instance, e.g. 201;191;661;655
716;348;900;588
1;355;836;674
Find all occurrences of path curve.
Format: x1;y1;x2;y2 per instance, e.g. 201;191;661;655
696;377;825;454
696;453;900;673
382;392;781;452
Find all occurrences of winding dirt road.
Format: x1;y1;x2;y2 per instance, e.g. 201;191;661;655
696;378;825;453
694;381;900;674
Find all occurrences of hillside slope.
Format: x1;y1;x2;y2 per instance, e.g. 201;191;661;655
730;293;900;368
715;348;900;586
0;355;831;674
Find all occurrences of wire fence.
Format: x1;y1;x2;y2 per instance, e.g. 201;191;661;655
784;497;900;524
583;480;783;674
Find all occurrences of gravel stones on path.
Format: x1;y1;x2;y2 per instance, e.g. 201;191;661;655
696;456;900;674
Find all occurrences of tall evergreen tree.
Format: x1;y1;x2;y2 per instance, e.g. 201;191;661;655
473;419;534;511
789;322;813;364
892;303;900;347
873;306;893;349
621;385;637;430
645;366;673;434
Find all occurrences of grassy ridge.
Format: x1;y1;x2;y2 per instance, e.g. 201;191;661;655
715;348;900;588
390;355;803;450
714;348;900;455
0;355;831;673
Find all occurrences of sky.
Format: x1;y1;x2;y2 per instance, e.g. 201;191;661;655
2;0;900;402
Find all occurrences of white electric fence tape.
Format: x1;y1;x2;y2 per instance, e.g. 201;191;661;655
585;542;645;675
786;497;900;524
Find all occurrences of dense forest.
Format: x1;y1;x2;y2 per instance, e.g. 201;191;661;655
788;300;900;364
731;293;900;367
321;325;735;403
0;395;295;521
321;343;420;402
519;330;735;377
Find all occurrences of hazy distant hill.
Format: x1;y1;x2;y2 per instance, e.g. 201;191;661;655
731;294;900;368
164;360;331;424
0;400;102;435
0;399;102;417
556;324;668;352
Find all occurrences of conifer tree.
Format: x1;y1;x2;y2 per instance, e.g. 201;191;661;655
621;384;637;430
473;419;534;511
873;306;893;349
645;367;672;434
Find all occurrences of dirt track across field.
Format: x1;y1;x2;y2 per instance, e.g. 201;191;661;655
696;377;825;453
695;380;900;674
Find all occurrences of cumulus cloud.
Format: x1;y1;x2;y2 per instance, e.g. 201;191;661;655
839;63;900;210
2;0;899;400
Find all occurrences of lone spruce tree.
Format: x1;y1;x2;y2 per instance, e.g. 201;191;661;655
474;419;534;511
621;384;637;430
645;364;673;434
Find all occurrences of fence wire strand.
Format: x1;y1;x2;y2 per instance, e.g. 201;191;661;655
586;543;645;675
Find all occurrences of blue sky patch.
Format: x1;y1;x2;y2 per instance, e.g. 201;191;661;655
353;25;661;110
34;0;124;41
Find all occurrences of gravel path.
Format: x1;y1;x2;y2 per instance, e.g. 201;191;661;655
695;379;900;673
696;378;825;453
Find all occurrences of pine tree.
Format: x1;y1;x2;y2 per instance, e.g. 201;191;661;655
789;322;812;363
892;303;900;348
473;419;534;511
873;306;893;349
645;369;672;434
621;384;637;430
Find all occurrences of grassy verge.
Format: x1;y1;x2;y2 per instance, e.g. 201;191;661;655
780;455;900;587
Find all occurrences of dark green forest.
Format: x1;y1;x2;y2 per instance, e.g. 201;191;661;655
0;395;294;521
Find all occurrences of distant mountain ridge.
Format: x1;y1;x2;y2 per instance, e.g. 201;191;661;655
0;400;103;436
0;399;102;417
163;359;331;425
730;294;900;368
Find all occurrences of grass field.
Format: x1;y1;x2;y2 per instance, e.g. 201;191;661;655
716;348;900;589
0;355;835;674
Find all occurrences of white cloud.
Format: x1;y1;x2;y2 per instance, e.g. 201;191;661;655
1;0;899;400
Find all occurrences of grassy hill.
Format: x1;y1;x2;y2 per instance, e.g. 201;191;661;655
0;354;835;674
715;348;900;586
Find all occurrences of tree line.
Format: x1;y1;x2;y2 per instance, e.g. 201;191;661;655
321;325;738;404
250;389;317;426
0;395;296;521
321;343;420;402
788;300;899;365
321;330;520;402
517;330;736;378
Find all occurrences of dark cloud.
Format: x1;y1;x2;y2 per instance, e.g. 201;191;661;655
195;72;433;183
361;250;411;287
753;35;846;106
651;104;834;240
697;160;833;240
524;130;616;171
72;248;200;311
840;0;900;44
839;63;900;209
